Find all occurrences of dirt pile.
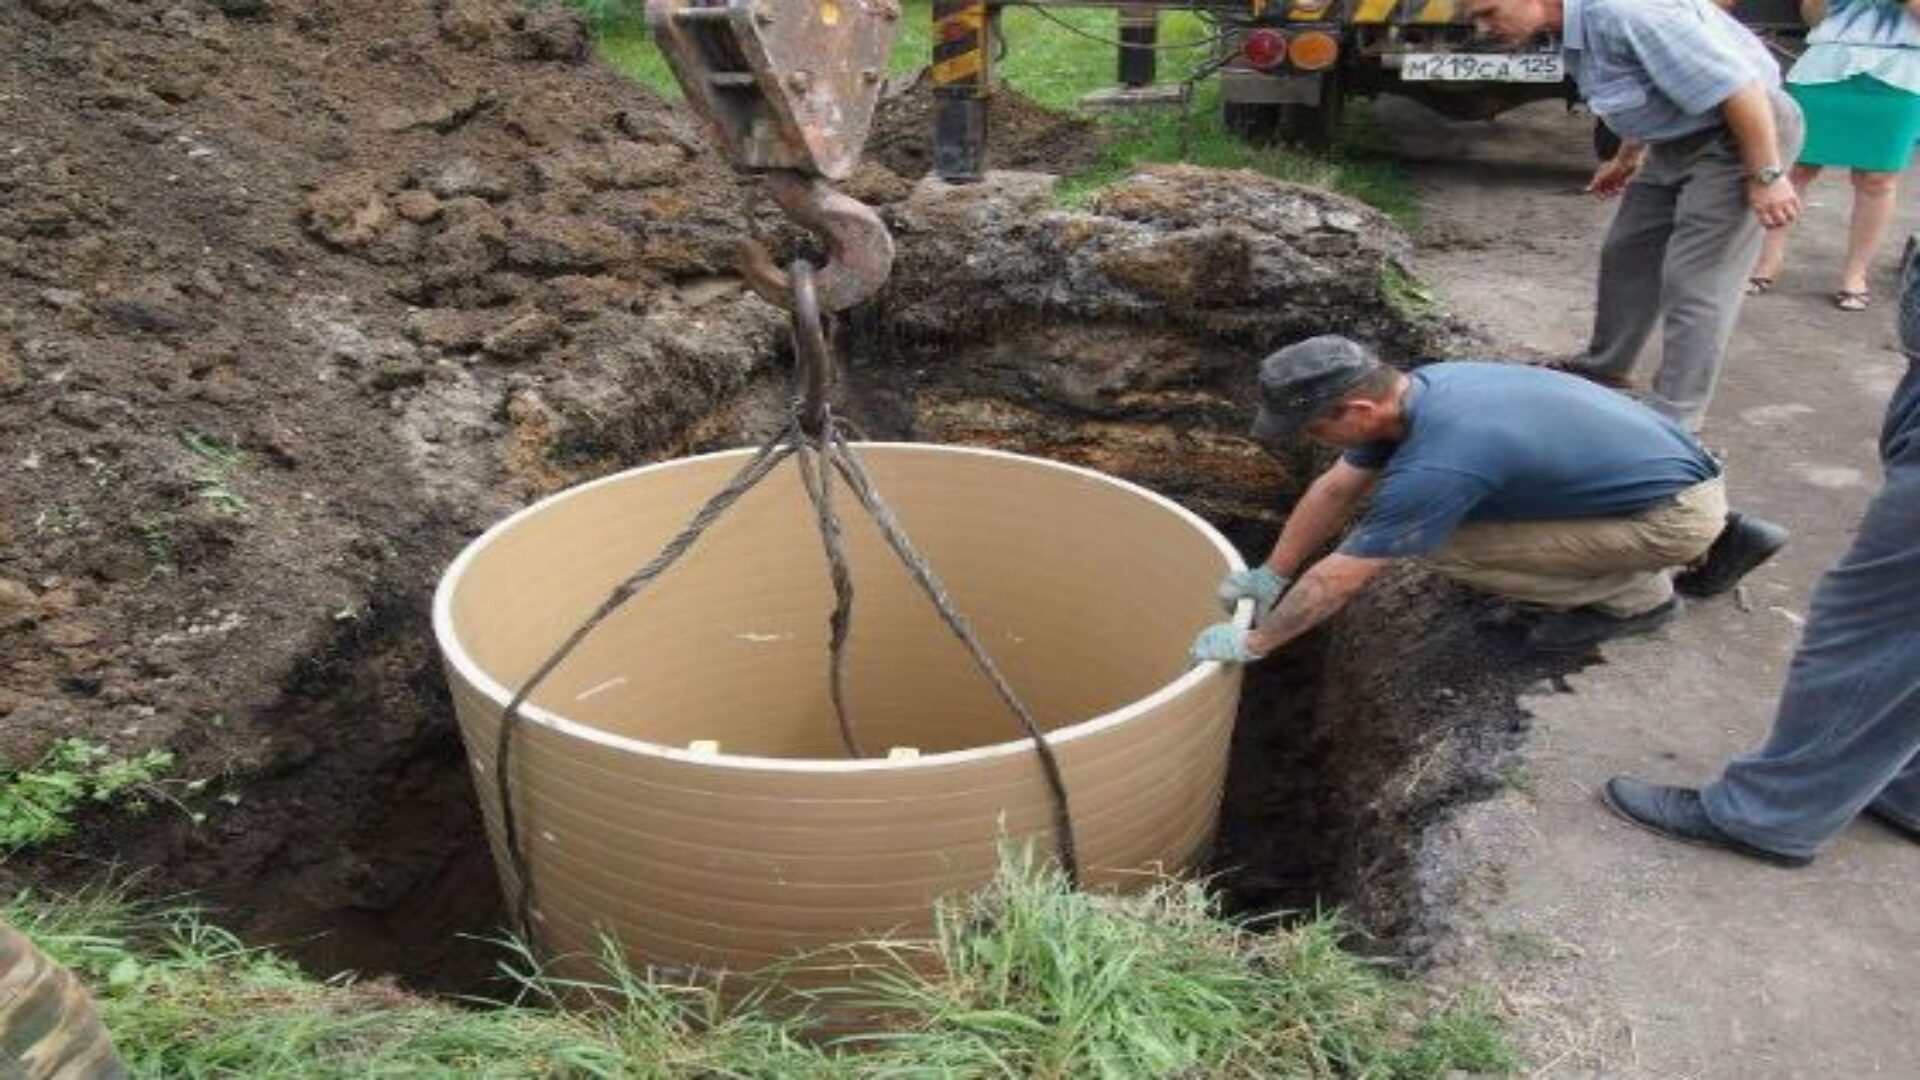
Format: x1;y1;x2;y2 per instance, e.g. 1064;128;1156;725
0;0;786;982
851;166;1458;544
2;0;1476;988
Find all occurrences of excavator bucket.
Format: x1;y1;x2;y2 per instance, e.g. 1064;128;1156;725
646;0;903;180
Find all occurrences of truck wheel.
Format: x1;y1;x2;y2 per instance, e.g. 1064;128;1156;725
1277;73;1346;150
0;922;127;1078
1223;101;1280;143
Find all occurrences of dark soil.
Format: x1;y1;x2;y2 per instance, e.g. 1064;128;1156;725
2;0;1528;993
1;0;771;989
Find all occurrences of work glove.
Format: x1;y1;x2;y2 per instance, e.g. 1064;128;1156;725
1189;623;1262;665
1217;566;1290;622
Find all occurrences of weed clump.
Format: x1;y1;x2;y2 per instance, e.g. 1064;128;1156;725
0;740;179;852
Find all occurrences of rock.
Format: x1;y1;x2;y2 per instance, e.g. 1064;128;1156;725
505;215;630;273
482;312;563;361
37;288;85;311
405;308;495;351
547;275;636;320
537;143;689;192
304;179;392;251
0;579;37;632
100;283;200;333
40;619;100;648
375;94;492;135
392;188;443;224
23;0;78;21
52;390;135;431
839;161;915;206
370;358;428;391
85;543;149;584
417;210;506;291
191;267;227;299
421;158;512;201
118;117;174;144
0;342;23;397
211;0;271;15
1093;227;1257;308
439;0;504;51
617;108;705;154
510;9;590;63
147;69;209;105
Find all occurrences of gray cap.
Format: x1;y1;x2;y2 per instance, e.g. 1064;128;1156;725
1250;335;1381;444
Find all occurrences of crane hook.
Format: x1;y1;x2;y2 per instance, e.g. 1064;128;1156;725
741;171;896;314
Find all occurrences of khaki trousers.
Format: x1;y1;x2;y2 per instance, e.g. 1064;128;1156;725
1423;477;1727;616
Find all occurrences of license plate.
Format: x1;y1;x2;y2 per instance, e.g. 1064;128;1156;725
1399;52;1565;82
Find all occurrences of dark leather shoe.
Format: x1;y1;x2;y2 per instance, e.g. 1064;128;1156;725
1863;805;1920;845
1526;597;1679;653
1676;512;1789;598
1533;357;1636;391
1602;778;1812;867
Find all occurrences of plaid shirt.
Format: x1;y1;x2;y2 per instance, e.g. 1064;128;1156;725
1562;0;1781;142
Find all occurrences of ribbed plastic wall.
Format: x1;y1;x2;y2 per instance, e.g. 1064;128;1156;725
434;443;1247;982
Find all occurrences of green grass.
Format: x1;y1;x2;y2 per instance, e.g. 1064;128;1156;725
580;2;1417;222
10;850;1511;1077
177;430;250;515
0;740;179;852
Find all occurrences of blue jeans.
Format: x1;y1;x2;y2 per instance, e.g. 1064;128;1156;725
1699;259;1920;858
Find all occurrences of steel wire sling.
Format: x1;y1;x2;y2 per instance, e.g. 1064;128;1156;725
491;261;1080;945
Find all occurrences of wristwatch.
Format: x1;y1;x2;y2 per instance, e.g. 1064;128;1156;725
1753;164;1786;186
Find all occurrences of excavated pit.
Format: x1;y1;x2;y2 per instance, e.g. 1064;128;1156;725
2;82;1552;989
225;170;1550;990
234;439;1552;994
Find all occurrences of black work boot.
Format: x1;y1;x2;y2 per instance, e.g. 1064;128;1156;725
1676;512;1789;598
1525;597;1680;653
1602;778;1813;867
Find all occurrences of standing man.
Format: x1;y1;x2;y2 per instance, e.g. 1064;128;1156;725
1603;242;1920;866
1465;0;1806;430
1189;336;1787;664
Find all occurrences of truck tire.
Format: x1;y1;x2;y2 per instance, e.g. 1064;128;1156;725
0;922;127;1078
1223;101;1280;143
1277;72;1346;150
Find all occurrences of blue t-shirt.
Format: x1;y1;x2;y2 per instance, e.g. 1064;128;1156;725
1339;363;1721;559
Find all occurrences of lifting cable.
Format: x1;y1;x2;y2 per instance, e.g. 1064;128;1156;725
491;261;1080;944
1002;3;1232;53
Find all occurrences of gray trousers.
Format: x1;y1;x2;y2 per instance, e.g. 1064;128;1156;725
1585;92;1805;430
1700;351;1920;859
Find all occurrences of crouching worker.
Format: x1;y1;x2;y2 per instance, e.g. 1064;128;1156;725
1190;335;1787;663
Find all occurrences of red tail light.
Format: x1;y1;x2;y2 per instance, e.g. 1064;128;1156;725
1242;29;1289;70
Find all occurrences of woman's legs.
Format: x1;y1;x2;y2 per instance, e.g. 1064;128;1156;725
1750;163;1822;283
1840;169;1901;296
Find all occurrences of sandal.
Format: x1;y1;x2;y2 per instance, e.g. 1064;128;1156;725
1744;275;1775;296
1834;290;1871;312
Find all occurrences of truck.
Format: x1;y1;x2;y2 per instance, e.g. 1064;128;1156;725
1211;0;1812;150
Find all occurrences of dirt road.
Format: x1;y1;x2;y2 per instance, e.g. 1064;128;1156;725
1380;99;1920;1075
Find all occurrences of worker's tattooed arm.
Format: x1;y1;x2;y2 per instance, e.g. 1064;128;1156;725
1244;553;1387;657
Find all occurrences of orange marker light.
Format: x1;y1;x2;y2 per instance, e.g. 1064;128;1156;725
1287;30;1339;71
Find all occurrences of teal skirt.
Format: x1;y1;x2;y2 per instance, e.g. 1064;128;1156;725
1789;74;1920;173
